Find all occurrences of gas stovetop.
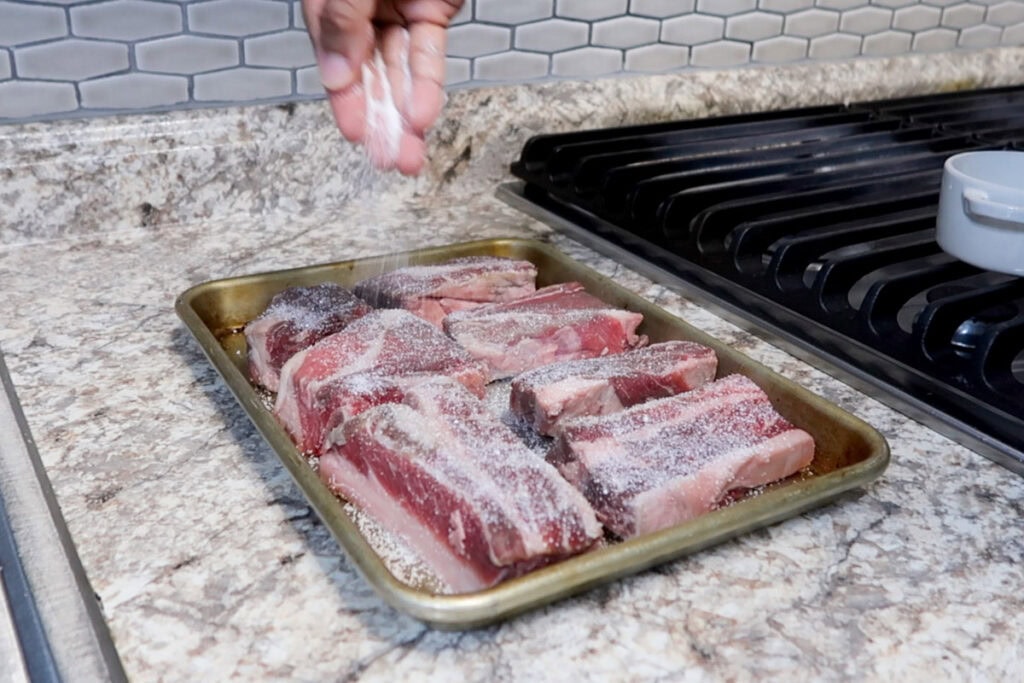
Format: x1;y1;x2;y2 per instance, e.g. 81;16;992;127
499;85;1024;476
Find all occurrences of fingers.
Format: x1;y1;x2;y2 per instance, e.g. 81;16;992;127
303;0;465;175
300;0;325;44
380;25;412;120
366;35;427;177
327;86;366;143
405;22;447;133
395;131;427;176
308;0;373;146
312;0;376;91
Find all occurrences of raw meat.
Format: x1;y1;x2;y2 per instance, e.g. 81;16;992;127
353;256;538;327
274;309;488;453
244;283;371;392
444;282;647;381
548;374;815;539
318;378;603;592
314;369;478;450
509;341;718;436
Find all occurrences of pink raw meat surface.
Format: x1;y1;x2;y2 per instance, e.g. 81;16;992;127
548;374;815;539
443;282;647;381
244;283;371;392
273;309;488;454
353;256;538;327
509;340;718;435
318;378;603;593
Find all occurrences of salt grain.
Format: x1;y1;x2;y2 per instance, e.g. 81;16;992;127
484;380;552;457
254;283;370;333
362;31;409;169
343;501;449;593
353;256;537;306
250;260;811;589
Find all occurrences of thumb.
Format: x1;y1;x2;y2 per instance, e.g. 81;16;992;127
316;0;376;91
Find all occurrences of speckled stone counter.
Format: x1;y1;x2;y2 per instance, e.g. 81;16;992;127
2;48;1024;681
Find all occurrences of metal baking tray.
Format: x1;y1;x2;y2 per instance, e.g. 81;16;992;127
175;238;889;629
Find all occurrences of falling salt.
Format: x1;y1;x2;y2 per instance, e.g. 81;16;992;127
361;29;411;170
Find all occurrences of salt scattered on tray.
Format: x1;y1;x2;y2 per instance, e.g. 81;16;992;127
484;380;552;457
342;502;449;594
276;376;779;592
333;378;585;594
241;274;802;593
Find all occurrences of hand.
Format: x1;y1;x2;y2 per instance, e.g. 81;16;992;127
302;0;465;175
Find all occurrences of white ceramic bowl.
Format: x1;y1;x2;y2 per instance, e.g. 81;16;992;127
936;150;1024;276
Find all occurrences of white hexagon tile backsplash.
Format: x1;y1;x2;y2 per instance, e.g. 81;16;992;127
0;0;1022;122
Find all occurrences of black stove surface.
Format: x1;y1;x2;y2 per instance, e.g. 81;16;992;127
503;85;1024;475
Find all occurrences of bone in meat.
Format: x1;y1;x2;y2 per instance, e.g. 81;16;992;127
274;309;488;453
318;378;603;592
353;256;538;327
245;283;371;392
444;282;647;381
510;340;718;436
548;374;815;538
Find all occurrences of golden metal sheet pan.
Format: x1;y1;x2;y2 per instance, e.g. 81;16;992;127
175;238;889;629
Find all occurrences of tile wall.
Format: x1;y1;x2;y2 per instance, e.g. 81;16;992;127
1;0;1023;123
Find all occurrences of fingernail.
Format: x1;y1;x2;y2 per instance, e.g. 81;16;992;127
318;51;353;91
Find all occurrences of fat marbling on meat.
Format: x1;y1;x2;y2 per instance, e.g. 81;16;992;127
509;340;718;436
244;283;371;392
548;374;815;539
353;256;538;327
318;378;603;593
443;282;647;381
273;309;488;454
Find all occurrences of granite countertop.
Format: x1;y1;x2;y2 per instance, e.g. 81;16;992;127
2;47;1024;681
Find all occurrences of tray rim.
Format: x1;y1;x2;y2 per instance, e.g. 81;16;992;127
174;237;890;629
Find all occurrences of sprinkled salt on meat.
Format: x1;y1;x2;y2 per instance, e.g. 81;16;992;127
444;282;647;381
318;378;603;593
353;256;538;327
483;380;552;456
274;310;488;454
548;374;815;538
342;501;446;593
244;283;371;392
510;341;718;435
318;368;490;450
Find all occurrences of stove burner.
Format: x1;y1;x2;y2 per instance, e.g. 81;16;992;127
951;304;1020;358
505;85;1024;475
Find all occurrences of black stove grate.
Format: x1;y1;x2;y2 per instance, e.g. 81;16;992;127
506;85;1024;475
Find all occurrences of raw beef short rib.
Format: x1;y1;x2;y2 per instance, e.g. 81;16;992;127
444;282;647;381
244;283;371;392
509;341;718;435
353;256;538;327
548;374;815;538
319;378;603;592
274;309;488;453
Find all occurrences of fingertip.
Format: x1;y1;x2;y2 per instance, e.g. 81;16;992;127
317;50;356;92
328;87;366;143
407;79;444;133
405;23;446;132
395;133;426;176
